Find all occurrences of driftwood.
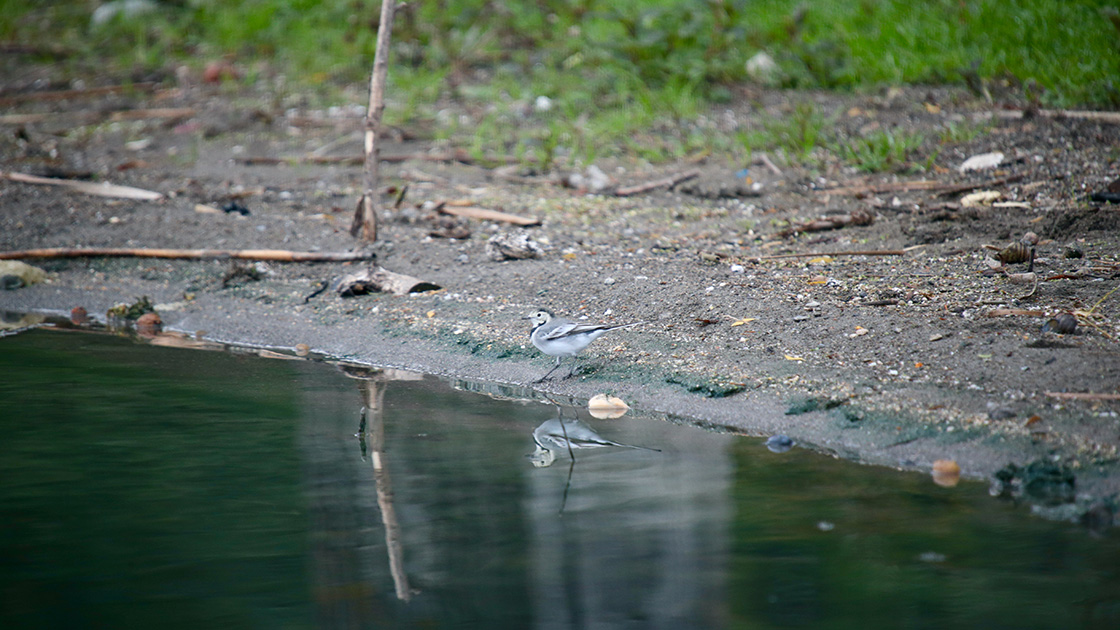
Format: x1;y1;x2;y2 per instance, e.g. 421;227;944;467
1045;391;1120;401
934;173;1026;197
823;179;941;196
823;173;1025;197
614;169;701;196
0;82;158;106
778;209;874;237
2;171;164;200
350;0;400;242
238;149;518;167
748;249;906;261
985;308;1046;317
436;202;540;226
0;107;194;126
0;247;374;262
335;266;440;296
1032;109;1120;125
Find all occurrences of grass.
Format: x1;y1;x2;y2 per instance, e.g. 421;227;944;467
1;1;1117;168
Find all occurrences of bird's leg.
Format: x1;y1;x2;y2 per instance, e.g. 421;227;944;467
534;356;563;383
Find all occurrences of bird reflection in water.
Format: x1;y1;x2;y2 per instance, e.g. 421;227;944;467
528;409;660;514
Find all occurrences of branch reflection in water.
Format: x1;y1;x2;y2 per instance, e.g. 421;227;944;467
345;364;423;602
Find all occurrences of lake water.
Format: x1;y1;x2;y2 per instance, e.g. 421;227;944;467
1;327;1118;629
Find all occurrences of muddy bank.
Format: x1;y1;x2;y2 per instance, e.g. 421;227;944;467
2;83;1119;522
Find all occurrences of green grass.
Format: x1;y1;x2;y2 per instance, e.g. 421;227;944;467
1;1;1117;168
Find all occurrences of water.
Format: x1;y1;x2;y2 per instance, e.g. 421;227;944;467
1;328;1118;629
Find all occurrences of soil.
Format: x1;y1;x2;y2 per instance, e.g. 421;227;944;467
2;75;1120;522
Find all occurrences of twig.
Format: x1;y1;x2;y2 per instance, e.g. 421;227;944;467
777;209;874;237
437;204;541;226
350;0;399;242
1045;392;1120;401
748;250;906;261
822;173;1025;197
0;247;374;262
934;173;1026;197
239;149;518;167
614;169;701;196
2;171;164;200
985;308;1046;317
1037;109;1120;125
824;179;941;196
0;82;158;106
0;107;194;126
756;153;783;176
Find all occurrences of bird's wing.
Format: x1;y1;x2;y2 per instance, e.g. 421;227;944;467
542;322;586;340
545;322;614;340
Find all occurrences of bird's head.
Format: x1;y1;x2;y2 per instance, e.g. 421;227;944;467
524;309;553;326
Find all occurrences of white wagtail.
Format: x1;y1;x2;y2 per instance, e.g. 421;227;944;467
524;309;640;382
529;418;659;467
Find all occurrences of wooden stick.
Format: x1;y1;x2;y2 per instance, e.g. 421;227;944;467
822;173;1025;197
1045;391;1120;401
2;171;164;200
351;0;399;242
823;179;941;196
238;149;518;167
0;247;374;262
985;308;1046;317
0;107;194;126
437;204;541;226
933;173;1026;197
0;82;158;106
614;169;701;196
1037;109;1120;124
748;249;906;261
756;153;783;176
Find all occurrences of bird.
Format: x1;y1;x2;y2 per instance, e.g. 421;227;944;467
528;418;659;467
524;309;640;382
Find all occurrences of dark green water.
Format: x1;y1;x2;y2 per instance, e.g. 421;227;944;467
1;328;1118;629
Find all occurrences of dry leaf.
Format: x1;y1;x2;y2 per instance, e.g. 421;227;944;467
784;354;804;362
932;459;961;487
730;317;757;327
588;394;630;419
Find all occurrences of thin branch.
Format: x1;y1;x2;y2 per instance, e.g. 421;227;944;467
0;247;374;262
350;0;399;242
1045;392;1120;401
0;107;194;126
0;82;158;106
614;169;701;196
747;249;906;261
2;171;164;200
437;203;541;226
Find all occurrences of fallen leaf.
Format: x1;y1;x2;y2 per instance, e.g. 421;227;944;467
784;354;804;362
730;317;757;327
932;459;961;487
588;394;630;419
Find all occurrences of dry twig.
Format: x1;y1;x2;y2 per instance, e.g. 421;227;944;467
614;169;700;196
2;171;164;200
748;250;906;261
0;247;373;262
